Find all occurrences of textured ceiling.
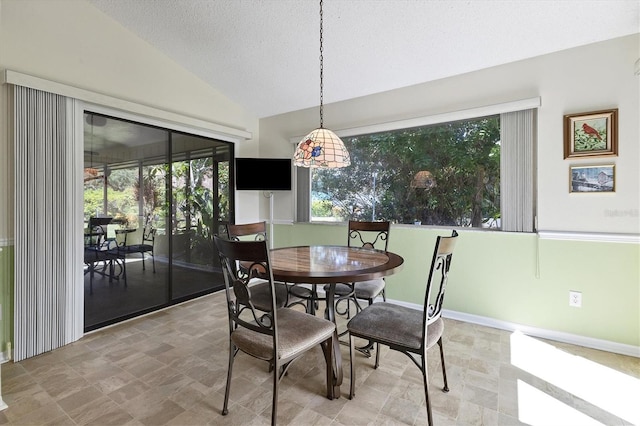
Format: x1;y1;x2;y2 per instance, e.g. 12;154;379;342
88;0;639;119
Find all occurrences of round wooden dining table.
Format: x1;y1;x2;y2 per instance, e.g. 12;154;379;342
268;245;404;398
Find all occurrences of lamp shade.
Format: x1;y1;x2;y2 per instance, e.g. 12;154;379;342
294;128;351;168
411;170;436;189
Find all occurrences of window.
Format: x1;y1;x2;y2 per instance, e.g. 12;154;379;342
303;106;536;232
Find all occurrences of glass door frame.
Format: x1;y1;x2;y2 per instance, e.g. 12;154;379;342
81;103;238;331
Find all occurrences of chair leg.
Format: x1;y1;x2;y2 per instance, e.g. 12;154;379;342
89;263;94;295
303;285;317;315
437;337;449;392
321;336;334;400
313;285;320;312
349;332;356;399
141;253;146;271
271;359;279;426
374;342;380;368
350;293;364;317
122;257;127;288
151;251;155;272
422;358;434;426
222;341;235;416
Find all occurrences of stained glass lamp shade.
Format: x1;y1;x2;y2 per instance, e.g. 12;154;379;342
294;128;351;168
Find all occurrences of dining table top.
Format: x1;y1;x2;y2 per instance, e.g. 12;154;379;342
268;245;404;284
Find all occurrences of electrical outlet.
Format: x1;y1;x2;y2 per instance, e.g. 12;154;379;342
569;291;582;307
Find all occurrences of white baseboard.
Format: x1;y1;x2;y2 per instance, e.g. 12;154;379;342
310;289;640;357
388;299;640;358
0;360;6;410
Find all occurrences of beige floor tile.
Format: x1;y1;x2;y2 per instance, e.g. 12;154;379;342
2;291;638;425
381;394;421;425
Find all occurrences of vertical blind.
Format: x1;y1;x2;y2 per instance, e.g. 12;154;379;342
500;109;536;232
296;166;311;222
13;85;82;361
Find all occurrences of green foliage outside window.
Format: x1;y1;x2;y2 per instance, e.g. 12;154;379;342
172;157;218;266
106;168;139;226
312;116;501;228
311;199;335;219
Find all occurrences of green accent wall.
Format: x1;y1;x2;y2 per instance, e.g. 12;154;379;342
274;223;640;347
0;226;637;355
0;245;14;357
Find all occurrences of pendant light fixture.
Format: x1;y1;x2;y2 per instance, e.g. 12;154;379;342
293;0;350;168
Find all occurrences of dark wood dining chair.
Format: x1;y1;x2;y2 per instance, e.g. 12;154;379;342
347;230;458;426
330;220;390;318
225;221;303;311
213;235;336;425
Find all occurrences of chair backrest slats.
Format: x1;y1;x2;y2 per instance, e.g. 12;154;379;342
422;230;458;341
347;220;390;251
142;226;156;244
227;221;267;242
214;235;277;340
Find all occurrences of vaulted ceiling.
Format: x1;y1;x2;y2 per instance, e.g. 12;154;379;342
88;0;639;119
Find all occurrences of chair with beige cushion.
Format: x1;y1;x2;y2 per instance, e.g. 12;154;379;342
347;230;458;426
214;235;336;425
226;221;302;311
329;220;390;318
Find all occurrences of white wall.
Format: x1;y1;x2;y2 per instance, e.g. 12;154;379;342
0;0;263;239
259;35;640;235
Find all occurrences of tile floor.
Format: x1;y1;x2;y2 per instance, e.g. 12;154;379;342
1;292;638;425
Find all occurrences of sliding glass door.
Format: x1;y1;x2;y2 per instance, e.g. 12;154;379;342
83;113;231;331
171;133;231;300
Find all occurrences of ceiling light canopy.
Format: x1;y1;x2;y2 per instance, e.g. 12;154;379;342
293;0;350;169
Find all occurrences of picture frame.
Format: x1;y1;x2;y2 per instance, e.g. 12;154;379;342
563;109;618;159
569;164;615;193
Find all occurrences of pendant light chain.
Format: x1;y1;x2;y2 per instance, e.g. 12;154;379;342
319;0;324;129
293;0;350;168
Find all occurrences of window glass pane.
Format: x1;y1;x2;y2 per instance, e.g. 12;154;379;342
141;162;168;232
311;115;501;228
171;134;231;300
83;113;170;331
106;166;139;226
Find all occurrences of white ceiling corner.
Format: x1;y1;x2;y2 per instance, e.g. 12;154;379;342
87;0;640;119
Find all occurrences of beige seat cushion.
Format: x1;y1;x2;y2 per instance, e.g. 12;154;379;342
331;278;385;300
231;308;336;361
347;302;443;350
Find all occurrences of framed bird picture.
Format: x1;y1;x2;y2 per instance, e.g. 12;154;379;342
564;108;618;159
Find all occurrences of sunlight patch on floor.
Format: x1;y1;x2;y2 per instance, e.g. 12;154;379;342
510;331;639;425
517;380;604;425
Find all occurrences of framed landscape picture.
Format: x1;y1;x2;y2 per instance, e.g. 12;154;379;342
564;109;618;159
569;164;615;193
